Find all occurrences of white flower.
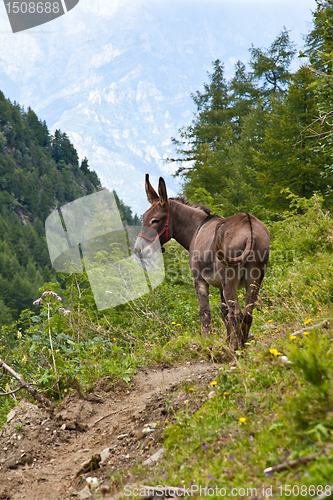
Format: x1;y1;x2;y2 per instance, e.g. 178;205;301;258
86;477;99;489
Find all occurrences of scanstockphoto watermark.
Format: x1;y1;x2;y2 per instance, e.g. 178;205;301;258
124;484;333;498
123;484;277;498
3;0;80;33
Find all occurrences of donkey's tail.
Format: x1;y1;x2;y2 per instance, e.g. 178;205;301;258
215;213;254;265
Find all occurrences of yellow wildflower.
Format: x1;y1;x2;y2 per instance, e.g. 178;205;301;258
303;332;309;336
304;318;312;325
239;418;246;424
171;321;176;325
268;320;272;323
17;331;22;339
210;381;217;386
290;335;297;340
223;391;228;396
189;387;194;391
269;348;281;356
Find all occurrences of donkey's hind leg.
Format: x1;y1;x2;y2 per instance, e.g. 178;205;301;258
221;274;243;351
220;289;232;339
194;279;211;337
241;279;262;343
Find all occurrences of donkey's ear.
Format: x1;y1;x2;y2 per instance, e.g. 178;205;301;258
145;174;159;204
158;177;168;207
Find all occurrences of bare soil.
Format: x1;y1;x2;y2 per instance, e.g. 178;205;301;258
0;361;218;500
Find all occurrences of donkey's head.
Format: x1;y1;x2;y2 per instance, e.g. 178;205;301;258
134;174;170;259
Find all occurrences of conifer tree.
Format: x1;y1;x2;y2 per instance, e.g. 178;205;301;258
252;66;333;211
249;27;297;96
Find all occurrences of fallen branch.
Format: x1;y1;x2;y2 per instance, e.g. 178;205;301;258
0;357;55;408
264;448;329;474
291;320;329;337
0;385;23;396
91;406;130;427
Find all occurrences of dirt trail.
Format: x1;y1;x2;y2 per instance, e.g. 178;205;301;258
0;361;218;500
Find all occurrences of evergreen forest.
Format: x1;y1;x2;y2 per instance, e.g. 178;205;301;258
0;96;138;326
171;7;333;219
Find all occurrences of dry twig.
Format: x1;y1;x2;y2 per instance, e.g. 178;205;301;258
264;447;333;474
91;406;130;427
0;357;54;408
291;320;329;337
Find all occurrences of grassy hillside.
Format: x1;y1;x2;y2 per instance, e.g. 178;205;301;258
1;193;333;497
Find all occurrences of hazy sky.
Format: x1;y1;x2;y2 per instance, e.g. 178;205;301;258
0;0;317;101
0;0;318;213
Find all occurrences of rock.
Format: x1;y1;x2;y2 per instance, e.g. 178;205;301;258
117;433;128;440
6;409;16;423
77;485;93;499
208;391;215;400
143;448;165;465
280;355;292;364
100;447;111;465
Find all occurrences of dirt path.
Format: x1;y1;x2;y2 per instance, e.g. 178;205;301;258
0;361;218;500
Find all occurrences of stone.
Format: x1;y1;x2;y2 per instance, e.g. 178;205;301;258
77;485;93;499
143;448;165;465
100;447;111;465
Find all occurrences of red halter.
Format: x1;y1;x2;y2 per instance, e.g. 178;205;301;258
138;204;171;251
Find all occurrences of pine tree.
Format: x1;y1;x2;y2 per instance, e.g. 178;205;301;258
249;27;297;96
252;66;333;211
303;0;333;161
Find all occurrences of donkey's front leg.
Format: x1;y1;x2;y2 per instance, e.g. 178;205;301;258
194;279;211;337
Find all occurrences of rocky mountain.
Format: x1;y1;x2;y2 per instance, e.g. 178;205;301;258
0;0;315;214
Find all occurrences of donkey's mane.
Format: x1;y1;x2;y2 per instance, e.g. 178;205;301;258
170;196;212;216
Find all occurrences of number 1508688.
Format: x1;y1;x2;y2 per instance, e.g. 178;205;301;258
5;2;60;14
279;485;332;497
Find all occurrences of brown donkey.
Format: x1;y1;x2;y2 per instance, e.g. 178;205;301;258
134;175;270;350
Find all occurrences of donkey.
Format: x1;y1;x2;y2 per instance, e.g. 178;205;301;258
134;175;270;350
